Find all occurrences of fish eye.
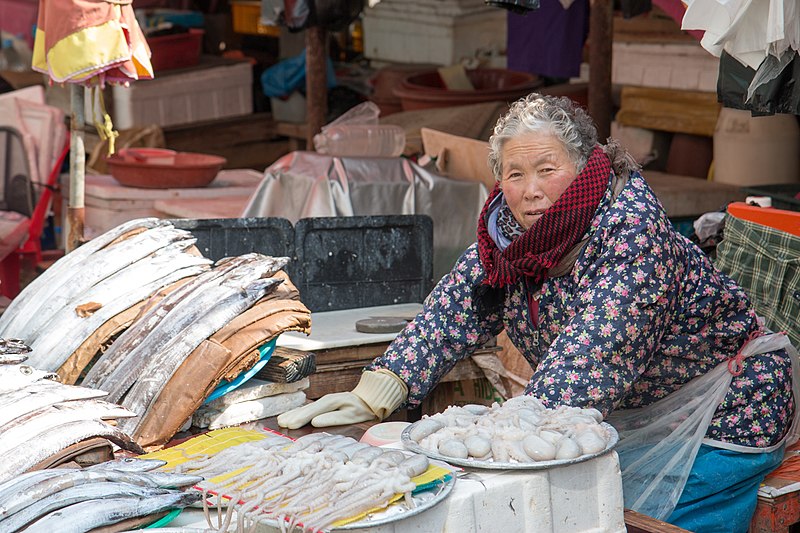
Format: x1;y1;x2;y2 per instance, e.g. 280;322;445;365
20;366;32;375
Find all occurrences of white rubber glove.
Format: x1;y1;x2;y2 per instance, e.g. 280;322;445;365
277;369;408;429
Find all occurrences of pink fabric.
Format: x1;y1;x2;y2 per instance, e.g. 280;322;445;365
652;0;704;41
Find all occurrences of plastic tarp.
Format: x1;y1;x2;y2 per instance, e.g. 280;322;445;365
242;152;488;281
682;0;799;70
681;0;800;115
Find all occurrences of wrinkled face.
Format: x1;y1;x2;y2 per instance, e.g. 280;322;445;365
499;132;579;230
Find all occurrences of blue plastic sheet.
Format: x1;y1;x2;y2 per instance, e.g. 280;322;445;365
667;444;784;533
260;49;337;98
203;338;278;404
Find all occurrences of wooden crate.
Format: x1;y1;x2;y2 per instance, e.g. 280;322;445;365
305;342;500;403
615;86;721;137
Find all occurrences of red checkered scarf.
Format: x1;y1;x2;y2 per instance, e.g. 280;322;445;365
477;145;611;288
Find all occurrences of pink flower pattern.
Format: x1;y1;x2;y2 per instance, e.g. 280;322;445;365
368;173;793;448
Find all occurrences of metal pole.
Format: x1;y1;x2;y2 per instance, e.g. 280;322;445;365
67;84;85;253
588;0;613;142
305;26;328;148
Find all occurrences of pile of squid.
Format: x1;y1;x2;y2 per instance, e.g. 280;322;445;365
408;396;610;463
170;433;432;533
0;458;202;532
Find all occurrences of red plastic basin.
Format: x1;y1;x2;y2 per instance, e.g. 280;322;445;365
393;68;542;111
148;29;205;72
106;151;226;189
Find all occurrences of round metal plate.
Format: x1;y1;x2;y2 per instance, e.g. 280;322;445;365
401;422;619;470
335;472;456;530
355;317;408;334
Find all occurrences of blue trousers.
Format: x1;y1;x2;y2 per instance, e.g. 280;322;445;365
666;444;784;533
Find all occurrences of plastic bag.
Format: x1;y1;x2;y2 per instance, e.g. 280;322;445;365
718;49;800;116
313;101;406;157
485;0;541;14
321;101;380;130
608;332;800;520
260;49;337;98
693;211;726;242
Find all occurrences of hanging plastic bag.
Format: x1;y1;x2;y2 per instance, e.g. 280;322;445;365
260;49;338;98
284;0;312;31
485;0;540;13
608;332;800;521
718;50;800;115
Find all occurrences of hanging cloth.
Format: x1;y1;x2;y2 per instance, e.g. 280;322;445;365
32;0;153;86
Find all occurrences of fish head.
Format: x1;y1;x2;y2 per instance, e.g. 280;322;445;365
0;364;60;392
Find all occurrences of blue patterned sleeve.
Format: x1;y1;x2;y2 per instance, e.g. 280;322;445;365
526;203;680;416
367;244;505;407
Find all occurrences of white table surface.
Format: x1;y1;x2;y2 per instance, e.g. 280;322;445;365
276;303;423;351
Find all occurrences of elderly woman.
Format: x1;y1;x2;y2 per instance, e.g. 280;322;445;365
279;94;797;532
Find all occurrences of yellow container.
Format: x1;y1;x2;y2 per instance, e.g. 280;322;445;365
231;1;280;36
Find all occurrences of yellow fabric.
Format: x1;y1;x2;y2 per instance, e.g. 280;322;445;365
143;427;452;527
141;427;269;467
32;0;153;86
33;19;152;83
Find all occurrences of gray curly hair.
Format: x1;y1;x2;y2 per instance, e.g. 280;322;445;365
488;93;598;180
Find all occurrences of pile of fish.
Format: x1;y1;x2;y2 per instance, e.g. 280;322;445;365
82;253;288;444
0;457;203;532
0;218;212;378
407;396;611;463
0;354;143;484
0;218;312;449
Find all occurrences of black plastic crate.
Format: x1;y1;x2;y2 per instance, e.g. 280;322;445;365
172;217;295;264
172;215;434;313
742;184;800;212
294;215;434;312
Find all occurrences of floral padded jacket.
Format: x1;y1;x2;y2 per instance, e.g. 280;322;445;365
367;171;794;448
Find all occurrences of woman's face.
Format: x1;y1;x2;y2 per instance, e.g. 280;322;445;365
499;132;579;230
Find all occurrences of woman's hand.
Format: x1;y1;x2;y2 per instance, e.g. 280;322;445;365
277;392;376;428
277;369;408;429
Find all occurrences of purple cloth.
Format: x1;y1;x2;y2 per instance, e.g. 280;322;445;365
506;0;589;79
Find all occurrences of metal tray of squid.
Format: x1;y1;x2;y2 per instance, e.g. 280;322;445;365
258;472;456;532
400;422;619;470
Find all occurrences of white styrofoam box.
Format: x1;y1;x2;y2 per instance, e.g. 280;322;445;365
363;0;506;66
111;61;253;129
168;450;626;532
62;170;263;239
612;42;719;92
270;91;306;123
